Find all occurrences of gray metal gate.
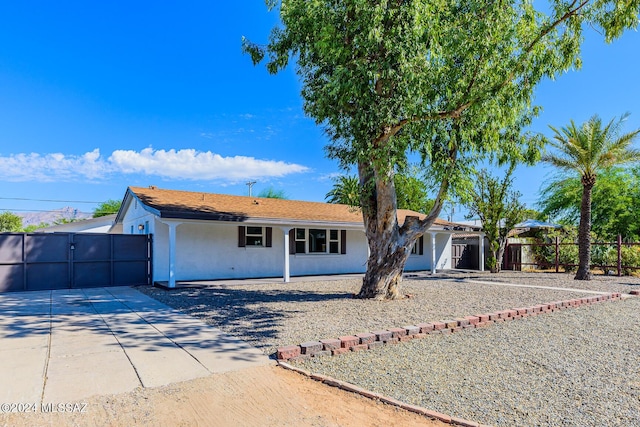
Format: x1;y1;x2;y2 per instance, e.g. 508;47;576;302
0;233;152;293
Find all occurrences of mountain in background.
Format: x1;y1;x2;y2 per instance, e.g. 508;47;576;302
18;207;92;227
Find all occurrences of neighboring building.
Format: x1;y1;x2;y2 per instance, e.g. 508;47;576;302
115;186;479;287
504;219;563;270
36;214;119;234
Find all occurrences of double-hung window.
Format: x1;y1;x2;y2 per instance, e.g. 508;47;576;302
238;226;272;247
295;228;306;253
245;226;264;246
329;230;340;254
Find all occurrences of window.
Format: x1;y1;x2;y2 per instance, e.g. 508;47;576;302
245;226;264;246
238;226;272;247
309;229;327;253
291;228;345;254
411;236;424;255
329;229;339;254
295;228;306;253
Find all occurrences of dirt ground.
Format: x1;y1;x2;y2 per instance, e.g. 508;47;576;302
1;365;446;427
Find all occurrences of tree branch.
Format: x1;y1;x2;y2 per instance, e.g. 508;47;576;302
373;0;592;142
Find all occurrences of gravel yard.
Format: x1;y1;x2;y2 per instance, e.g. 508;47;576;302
138;271;640;426
293;297;640;427
136;271;636;356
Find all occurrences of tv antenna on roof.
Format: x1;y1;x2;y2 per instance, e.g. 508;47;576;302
246;180;257;197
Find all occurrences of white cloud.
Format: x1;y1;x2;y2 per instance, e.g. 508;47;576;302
0;148;309;182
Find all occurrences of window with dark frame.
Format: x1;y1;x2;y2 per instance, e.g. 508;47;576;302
411;236;424;255
308;229;327;253
246;226;264;246
290;228;346;255
295;228;306;253
329;229;339;253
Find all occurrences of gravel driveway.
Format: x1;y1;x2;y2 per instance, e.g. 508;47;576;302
138;271;640;426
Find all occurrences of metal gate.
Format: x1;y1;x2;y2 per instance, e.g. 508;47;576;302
0;233;152;293
452;243;478;269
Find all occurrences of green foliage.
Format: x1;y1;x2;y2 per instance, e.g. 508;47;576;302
244;0;638;176
257;187;288;199
521;208;546;221
621;246;640;276
325;175;360;206
543;114;640;184
531;228;579;273
326;167;434;213
464;163;526;272
531;228;640;276
0;211;23;232
542;114;640;278
538;167;640;240
22;222;50;233
246;0;640;292
394;165;435;213
54;217;78;225
559;243;580;273
93;199;122;218
590;244;617;271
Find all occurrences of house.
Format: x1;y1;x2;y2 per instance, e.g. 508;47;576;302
115;186;481;287
35;214;121;234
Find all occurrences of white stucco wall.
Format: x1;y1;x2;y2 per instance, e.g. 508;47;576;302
434;233;453;269
150;222;370;282
403;232;452;272
121;198;156;237
121;199;456;281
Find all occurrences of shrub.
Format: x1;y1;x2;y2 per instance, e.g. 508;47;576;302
621;245;640;276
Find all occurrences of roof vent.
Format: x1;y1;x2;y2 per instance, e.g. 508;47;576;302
149;185;157;190
253;199;259;205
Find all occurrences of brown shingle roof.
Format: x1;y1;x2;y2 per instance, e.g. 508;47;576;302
127;186;454;227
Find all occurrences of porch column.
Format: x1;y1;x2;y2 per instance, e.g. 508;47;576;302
479;233;485;272
430;232;437;275
282;227;290;283
167;222;182;288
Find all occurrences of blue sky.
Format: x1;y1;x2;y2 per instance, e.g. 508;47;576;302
0;2;638;221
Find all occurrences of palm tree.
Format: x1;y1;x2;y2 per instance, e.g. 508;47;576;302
326;170;435;212
542;114;640;280
325;175;360;206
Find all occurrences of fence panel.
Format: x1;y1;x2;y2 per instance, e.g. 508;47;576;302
0;232;152;293
505;235;640;276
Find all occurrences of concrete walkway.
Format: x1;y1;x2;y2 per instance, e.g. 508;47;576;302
0;287;271;404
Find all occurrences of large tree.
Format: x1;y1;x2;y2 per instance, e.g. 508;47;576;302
538;167;640;240
463;163;526;273
245;0;639;299
542;114;640;280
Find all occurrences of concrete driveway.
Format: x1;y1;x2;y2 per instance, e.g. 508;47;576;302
0;287;271;404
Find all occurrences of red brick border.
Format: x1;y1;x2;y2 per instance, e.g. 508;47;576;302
277;292;626;361
275;291;635;427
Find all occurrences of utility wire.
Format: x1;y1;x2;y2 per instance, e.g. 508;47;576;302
0;197;102;204
0;208;95;215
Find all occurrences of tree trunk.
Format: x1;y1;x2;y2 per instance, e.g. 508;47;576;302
355;160;433;300
493;237;509;274
575;179;594;280
358;244;410;299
